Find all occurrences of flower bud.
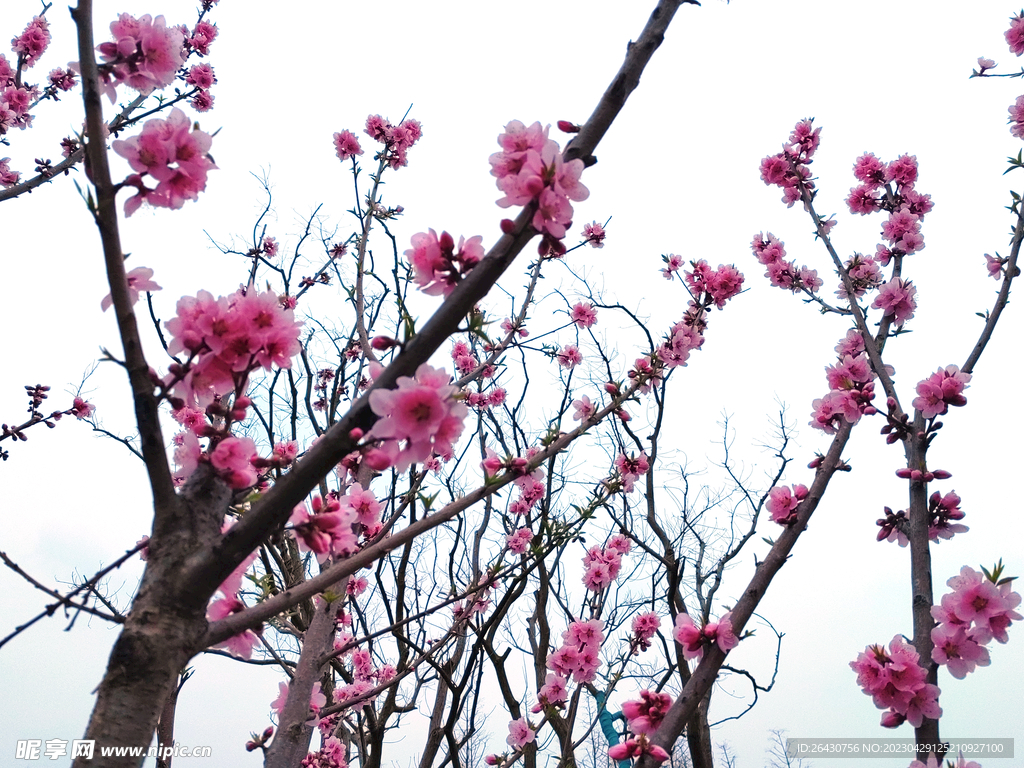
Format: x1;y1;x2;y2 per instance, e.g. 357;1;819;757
371;336;397;351
349;427;364;441
500;219;515;234
557;120;580;133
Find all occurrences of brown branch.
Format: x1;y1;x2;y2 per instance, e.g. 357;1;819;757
638;421;855;767
208;0;695;603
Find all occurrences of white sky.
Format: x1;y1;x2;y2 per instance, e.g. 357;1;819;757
1;1;1023;766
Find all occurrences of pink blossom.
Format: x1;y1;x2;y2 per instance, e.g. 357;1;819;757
614;451;649;493
630;612;660;653
661;253;684;279
885;154;919;187
853;153;887;187
0;157;20;187
207;596;259;659
101;266;162;311
112;108;216;216
912;365;971;418
333;129;363;161
872;278;917;326
289;497;358;561
186;21;218;55
556;345;583;369
621;690;672;735
184;63;215;91
368;363;468;472
1007;12;1024;56
507;527;533;555
673;613;704;660
506;717;535;749
210;436;258;489
978;56;997;73
608;735;670;763
94;14;185;97
71;397;95;420
570;302;597;328
341;487;381;529
930;623;990;679
12;16;50;68
583;221;606;247
405;230;483;297
1009;95;1024;139
766;484;808;525
533;672;568;711
985;253;1005;279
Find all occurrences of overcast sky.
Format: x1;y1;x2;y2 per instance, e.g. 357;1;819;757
2;1;1023;766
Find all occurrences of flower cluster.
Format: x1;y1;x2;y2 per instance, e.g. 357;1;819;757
405;229;484;297
506;718;535;749
673;612;738;661
1;62;39;137
620;690;672;735
570;301;597;328
482;447;546;515
333;129;362;162
930;565;1021;679
364;114;422;169
546;618;604;684
185;20;217;56
849;635;941;729
751;232;821;294
872;277;918;327
809;330;880;434
606;690;673;763
630;612;661;654
184;62;216;112
489;120;589;251
614;452;649;493
164;286;303;409
93;13;186;100
555;344;582;369
876;489;969;547
11;15;50;68
661;253;683;280
506;527;533;555
112;107;216;216
582;534;631;592
911;365;971;418
582;221;606;247
289;495;359;562
684;260;745;309
847;153;932;253
758;118;820;207
766;483;809;526
367;363;468;472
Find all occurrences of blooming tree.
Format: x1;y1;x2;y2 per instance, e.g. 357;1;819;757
2;2;1023;768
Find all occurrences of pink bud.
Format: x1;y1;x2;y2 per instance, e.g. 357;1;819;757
932;469;952;479
616;409;631;423
895;468;913;479
886;397;897;409
371;336;397;351
485;756;501;766
557;120;580;133
910;470;923;481
880;710;906;728
262;727;274;739
363;448;393;471
605;382;620;395
500;219;515;234
349;427;364;441
235;396;251;409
